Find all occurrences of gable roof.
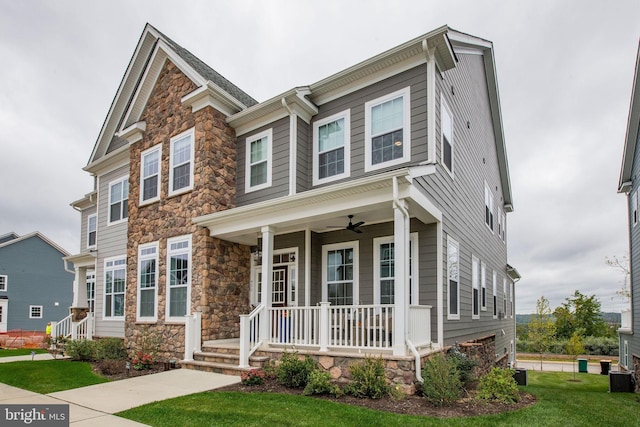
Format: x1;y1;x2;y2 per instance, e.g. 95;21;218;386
86;23;256;172
0;232;19;244
619;40;640;193
0;232;70;257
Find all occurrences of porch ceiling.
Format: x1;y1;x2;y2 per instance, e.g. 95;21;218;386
194;169;442;245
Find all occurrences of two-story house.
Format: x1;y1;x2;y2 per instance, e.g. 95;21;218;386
62;24;519;387
618;40;640;390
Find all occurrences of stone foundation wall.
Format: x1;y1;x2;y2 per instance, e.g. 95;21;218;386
455;335;498;377
633;354;640;393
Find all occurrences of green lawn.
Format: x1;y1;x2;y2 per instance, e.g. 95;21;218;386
0;348;48;358
118;372;640;427
0;360;108;393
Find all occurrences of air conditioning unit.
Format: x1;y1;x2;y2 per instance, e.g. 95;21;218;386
609;372;634;393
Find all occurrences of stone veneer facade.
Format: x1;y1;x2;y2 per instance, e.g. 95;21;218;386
125;60;252;361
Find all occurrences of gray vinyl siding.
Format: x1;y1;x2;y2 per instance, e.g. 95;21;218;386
80;206;97;252
236;117;290;205
625;129;640;362
296;118;310;193
412;52;510;348
94;164;129;338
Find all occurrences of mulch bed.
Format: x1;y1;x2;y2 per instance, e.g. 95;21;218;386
91;360;170;381
213;378;537;418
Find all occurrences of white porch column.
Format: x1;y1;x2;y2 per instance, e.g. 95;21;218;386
259;226;275;342
72;267;88;308
393;199;410;356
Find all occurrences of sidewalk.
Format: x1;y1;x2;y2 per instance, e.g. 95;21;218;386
0;358;240;426
516;358;618;375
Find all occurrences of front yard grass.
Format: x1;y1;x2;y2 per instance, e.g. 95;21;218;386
0;348;48;357
0;360;108;393
117;371;640;427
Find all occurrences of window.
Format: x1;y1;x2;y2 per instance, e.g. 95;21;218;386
510;282;514;318
364;87;411;172
109;177;129;224
169;129;194;195
138;242;158;321
313;110;350;185
104;257;126;319
245;129;272;192
499;211;506;241
373;234;418;305
0;275;6;291
167;235;191;321
441;96;453;173
323;242;358;306
623;340;629;368
633;191;638;226
29;305;43;319
492;272;498;318
86;271;95;313
447;236;460;320
87;214;97;248
481;262;487;311
141;146;161;203
485;182;494;231
472;256;479;319
502;278;507;317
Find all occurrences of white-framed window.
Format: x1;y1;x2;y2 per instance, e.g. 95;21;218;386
481;262;487;311
0;275;6;291
323;241;359;306
29;305;43;319
501;211;506;241
86;271;95;313
245;129;272;193
137;242;158;321
502;278;507;317
87;214;97;249
623;340;629;368
108;177;129;224
485;182;494;231
447;236;460;320
373;234;418;305
492;272;498;318
472;256;480;319
510;281;514;318
104;257;126;319
167;235;192;321
141;145;161;203
633;191;638;227
364;87;411;172
441;95;454;174
169;129;194;196
313;110;351;185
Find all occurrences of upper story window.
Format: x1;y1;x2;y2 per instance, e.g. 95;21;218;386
484;182;494;231
105;257;126;319
364;87;411;172
0;275;6;291
441;96;453;174
138;242;158;321
141;145;161;203
245;129;272;193
323;241;359;306
447;236;460;320
109;177;129;224
633;190;638;226
169;129;195;196
313;110;351;185
497;209;506;241
87;214;97;248
167;235;192;321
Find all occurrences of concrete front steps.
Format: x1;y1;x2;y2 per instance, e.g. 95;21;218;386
180;339;270;376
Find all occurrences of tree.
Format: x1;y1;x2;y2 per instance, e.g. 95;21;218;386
553;291;607;339
528;296;556;370
566;331;585;381
605;255;631;301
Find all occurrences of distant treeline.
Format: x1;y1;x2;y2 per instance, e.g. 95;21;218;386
516;312;621;325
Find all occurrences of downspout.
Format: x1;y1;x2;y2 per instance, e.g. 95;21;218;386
281;98;297;196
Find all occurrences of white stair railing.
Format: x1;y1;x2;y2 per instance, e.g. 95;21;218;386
72;314;93;341
51;314;72;339
239;304;265;368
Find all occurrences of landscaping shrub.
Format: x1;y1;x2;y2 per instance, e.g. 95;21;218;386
276;351;316;388
97;359;125;375
303;369;342;397
241;369;266;386
95;338;127;360
477;367;520;404
65;339;96;361
262;359;278;380
346;356;390;399
449;347;477;386
421;352;461;406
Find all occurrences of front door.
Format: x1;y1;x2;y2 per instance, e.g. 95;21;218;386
271;266;288;307
0;299;7;333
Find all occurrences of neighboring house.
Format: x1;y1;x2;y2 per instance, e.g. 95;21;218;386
618;40;640;390
0;232;72;333
63;24;519;386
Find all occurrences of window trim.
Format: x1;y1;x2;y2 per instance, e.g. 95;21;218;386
373;234;418;306
137;242;159;322
104;256;126;320
481;262;487;311
633;191;638;227
441;95;454;176
87;214;97;249
485;181;494;232
472;256;480;319
364;87;411;172
312;110;351;186
245;129;273;193
29;305;43;319
169;128;195;197
322;241;359;306
492;272;498;319
166;234;192;323
140;145;162;204
0;275;7;291
108;176;129;225
502;278;507;317
447;236;460;320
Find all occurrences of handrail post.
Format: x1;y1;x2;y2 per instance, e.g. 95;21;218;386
319;302;330;352
239;314;250;368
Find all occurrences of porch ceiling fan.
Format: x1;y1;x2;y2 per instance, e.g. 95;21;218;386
327;215;365;234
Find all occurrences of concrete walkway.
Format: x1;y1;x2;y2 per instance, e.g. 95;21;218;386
516;358;618;375
0;355;241;426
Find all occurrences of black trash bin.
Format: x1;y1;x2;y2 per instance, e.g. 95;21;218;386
513;368;528;386
600;360;611;375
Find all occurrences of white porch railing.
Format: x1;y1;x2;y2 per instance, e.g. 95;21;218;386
71;314;93;341
51;314;72;339
239;305;265;368
620;309;632;332
408;305;432;347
